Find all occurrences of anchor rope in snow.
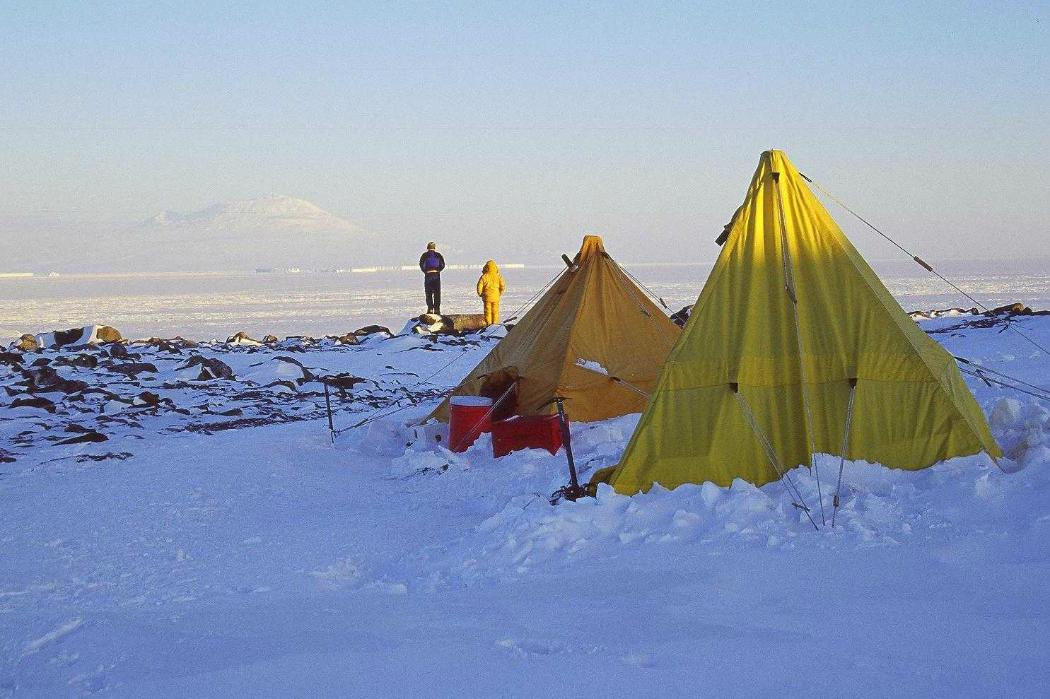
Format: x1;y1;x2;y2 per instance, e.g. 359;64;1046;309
953;356;1050;399
800;171;1050;361
957;366;1050;402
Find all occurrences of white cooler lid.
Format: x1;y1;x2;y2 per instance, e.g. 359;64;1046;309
450;395;494;407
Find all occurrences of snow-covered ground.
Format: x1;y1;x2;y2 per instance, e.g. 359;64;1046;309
2;312;1050;696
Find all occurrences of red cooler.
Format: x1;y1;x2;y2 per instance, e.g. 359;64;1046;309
448;395;494;452
492;414;564;457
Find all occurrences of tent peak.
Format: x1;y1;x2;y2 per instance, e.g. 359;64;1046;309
577;235;606;260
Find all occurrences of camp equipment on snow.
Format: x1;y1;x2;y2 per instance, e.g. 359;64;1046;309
595;150;1001;506
448;395;495;452
428;236;681;425
491;414;564;458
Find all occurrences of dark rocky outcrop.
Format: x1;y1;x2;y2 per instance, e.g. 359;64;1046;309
354;325;392;338
411;314;488;335
21;365;89;394
56;430;108;445
11;396;57;412
670;305;691;327
55;354;99;370
227;331;263;345
181;355;235;381
329;333;360;345
0;352;23;366
39;325;123;348
103;362;159;377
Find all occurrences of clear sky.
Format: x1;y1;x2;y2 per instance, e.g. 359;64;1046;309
1;1;1047;263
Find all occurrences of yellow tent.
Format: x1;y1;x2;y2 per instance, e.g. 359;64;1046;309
599;150;1000;495
429;236;681;424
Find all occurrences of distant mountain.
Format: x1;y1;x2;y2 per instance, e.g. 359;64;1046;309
0;195;409;274
140;195;362;236
115;194;385;272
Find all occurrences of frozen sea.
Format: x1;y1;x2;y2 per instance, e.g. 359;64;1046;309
2;258;1049;342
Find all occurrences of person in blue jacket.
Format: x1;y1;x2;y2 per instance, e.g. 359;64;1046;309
418;242;446;315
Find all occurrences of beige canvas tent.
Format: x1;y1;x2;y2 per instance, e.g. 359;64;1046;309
429;236;681;423
596;150;1000;496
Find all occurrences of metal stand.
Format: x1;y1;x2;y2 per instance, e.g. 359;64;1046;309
550;397;588;504
323;382;336;444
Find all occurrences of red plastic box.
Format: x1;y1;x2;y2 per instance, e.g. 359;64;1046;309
492;414;564;458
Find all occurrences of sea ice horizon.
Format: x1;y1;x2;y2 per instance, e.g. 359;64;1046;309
2;259;1049;342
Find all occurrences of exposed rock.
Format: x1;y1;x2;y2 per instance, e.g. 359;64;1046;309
354;324;392;338
11;396;56;412
103;362;159;377
15;334;39;352
181;355;235;381
108;343;131;359
22;365;89;394
227;331;263;345
983;302;1049;316
95;326;123;343
55;353;99;369
74;452;132;462
134;391;162;406
262;334;279;344
670;305;692;327
321;373;370;394
445;314;487;333
909;307;978;320
410;313;487;334
56;430;108;445
330;333;360;345
0;352;24;366
37;325;122;349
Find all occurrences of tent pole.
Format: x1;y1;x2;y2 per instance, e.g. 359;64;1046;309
732;383;819;531
772;170;827;526
831;378;858;527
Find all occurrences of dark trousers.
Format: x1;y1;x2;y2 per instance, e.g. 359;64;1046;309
424;274;441;314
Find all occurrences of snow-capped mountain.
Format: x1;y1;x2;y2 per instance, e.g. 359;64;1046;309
141;194;363;237
118;195;384;272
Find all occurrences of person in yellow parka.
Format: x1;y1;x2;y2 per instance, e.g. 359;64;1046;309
476;260;506;325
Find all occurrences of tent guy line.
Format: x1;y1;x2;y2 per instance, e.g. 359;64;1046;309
801;171;1050;361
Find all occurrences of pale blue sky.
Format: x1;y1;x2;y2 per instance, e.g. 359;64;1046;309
1;1;1047;262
